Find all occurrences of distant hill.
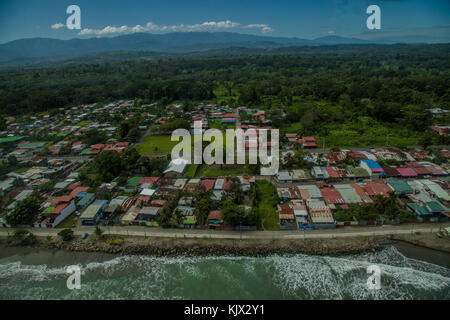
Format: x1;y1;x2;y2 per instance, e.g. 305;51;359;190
313;35;379;45
0;32;391;65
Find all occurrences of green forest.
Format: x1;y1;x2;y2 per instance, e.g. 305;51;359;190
0;44;449;146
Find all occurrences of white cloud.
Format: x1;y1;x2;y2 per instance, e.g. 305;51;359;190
78;20;274;36
328;30;335;35
51;23;65;30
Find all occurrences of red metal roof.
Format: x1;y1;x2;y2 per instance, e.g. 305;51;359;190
407;162;432;175
382;167;401;177
320;187;345;204
139;177;160;184
396;167;418;177
70;187;89;198
208;210;222;220
201;179;215;191
278;203;294;215
90;144;105;150
325;167;340;178
351;184;368;198
116;142;130;147
67;183;81;191
52;203;69;214
51;195;73;206
362;182;392;197
222;179;233;191
151;199;167;207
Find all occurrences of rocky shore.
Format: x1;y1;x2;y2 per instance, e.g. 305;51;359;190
0;235;388;257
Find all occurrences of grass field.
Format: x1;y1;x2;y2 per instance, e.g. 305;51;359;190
280;119;423;148
256;180;280;231
196;164;254;177
183;165;198;178
317;124;422;148
137;136;179;154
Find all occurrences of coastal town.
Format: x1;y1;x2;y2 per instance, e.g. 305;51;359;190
0;100;449;238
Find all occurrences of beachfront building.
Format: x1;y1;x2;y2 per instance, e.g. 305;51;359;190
36;200;77;228
80;200;108;226
307;204;336;229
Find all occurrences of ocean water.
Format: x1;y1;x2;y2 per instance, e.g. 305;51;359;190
0;246;448;300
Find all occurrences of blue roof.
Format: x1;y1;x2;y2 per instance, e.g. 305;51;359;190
362;159;382;169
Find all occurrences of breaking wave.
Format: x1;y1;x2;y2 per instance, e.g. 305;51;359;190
0;246;448;300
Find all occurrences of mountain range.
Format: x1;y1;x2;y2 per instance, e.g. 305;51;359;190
0;32;392;65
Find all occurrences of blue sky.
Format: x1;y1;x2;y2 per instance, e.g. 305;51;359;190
0;0;449;43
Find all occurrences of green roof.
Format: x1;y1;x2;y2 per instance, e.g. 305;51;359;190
336;188;361;204
80;204;102;219
81;148;91;155
19;142;46;149
183;216;197;224
387;178;413;194
0;136;25;144
425;201;446;213
77;193;95;207
80;200;107;220
408;203;431;216
43;206;55;214
127;177;142;187
351;167;369;177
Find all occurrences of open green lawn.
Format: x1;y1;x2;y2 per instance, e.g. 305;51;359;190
137;136;179;154
183;165;198;178
317;124;422;148
256;180;280;231
196;164;254;177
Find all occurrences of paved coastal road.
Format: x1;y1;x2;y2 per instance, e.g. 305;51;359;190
1;222;448;240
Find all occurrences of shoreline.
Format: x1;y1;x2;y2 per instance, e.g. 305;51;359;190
1;234;386;256
1;232;449;268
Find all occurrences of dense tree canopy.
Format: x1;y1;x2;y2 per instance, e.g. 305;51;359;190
6;192;42;226
0;45;448;117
